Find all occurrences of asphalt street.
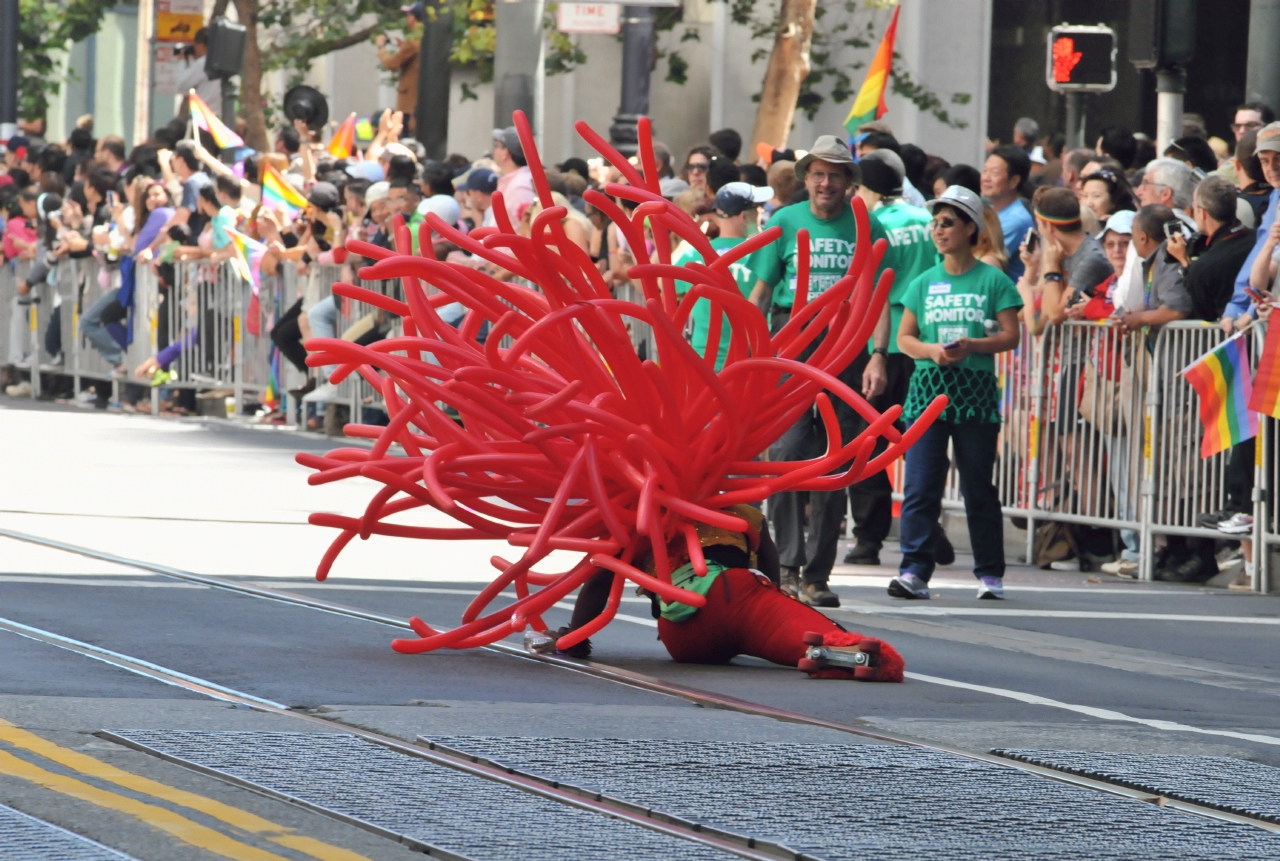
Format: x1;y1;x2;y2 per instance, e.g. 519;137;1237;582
3;397;1280;859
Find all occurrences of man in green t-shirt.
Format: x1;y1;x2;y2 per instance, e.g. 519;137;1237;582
839;150;949;567
672;182;772;369
747;135;870;609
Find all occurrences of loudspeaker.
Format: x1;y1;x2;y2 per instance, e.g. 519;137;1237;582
204;18;246;79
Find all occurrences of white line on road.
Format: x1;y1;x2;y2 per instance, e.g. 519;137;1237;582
906;671;1280;747
849;606;1280;624
0;575;205;588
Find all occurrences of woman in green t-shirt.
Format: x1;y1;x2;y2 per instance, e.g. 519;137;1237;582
892;186;1023;602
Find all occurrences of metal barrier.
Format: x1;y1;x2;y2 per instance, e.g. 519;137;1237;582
0;253;1275;592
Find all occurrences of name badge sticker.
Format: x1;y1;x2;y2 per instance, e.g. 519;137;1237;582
927;282;951;295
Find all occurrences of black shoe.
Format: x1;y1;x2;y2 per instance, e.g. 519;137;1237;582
842;542;881;565
1195;507;1237;529
549;626;592;658
933;524;955;566
1155;555;1216;584
288;377;317;399
800;582;840;607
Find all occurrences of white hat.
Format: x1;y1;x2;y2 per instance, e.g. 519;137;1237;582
925;185;986;234
417;193;461;225
365;181;390;204
1101;210;1135;236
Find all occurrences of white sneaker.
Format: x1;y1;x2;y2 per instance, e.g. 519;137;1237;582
887;572;930;599
1100;559;1139;578
976;576;1005;600
4;381;31;397
73;389;98;408
1049;558;1080;571
302;382;340;403
1217;513;1253;535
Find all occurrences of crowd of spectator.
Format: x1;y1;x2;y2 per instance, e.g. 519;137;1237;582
1;79;1276;594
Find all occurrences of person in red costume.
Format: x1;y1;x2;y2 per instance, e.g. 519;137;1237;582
547;504;905;682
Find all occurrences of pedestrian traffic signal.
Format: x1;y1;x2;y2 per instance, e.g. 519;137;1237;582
1129;0;1195;70
1045;25;1116;93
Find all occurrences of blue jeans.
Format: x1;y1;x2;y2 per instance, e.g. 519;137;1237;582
307;296;339;382
81;288;124;368
899;420;1004;582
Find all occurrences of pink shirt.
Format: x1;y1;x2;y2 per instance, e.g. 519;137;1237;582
495;166;535;226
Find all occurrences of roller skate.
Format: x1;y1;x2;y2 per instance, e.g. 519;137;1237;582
796;630;904;682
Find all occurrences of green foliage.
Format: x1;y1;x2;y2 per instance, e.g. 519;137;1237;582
717;0;970;127
16;0;116;119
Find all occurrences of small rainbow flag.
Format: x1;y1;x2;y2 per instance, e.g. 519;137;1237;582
188;90;244;149
261;163;308;219
228;228;268;336
843;5;899;135
328;113;357;159
265;347;281;408
1248;321;1280;418
1182;334;1258;459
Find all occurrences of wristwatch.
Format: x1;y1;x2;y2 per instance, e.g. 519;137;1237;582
1043;271;1064;283
872;347;889;357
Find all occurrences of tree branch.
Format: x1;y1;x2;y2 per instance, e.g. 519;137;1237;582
299;22;381;60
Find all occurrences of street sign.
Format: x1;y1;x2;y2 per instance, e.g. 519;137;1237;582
156;0;203;43
557;3;621;34
1045;24;1116;93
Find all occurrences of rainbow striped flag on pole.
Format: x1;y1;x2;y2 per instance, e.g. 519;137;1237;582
1182;333;1258;458
261;163;308;219
1248;320;1280;418
228;229;268;336
188;90;244;149
843;5;900;135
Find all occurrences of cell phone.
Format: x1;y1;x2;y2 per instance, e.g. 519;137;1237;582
106;191;116;208
1026;230;1040;253
942;340;961;350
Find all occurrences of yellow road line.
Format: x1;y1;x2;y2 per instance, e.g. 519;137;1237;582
0;748;292;861
0;720;373;861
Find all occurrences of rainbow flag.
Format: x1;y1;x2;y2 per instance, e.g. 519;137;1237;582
1248;322;1280;418
228;228;268;336
261;163;308;219
1182;334;1258;458
265;347;281;408
328;113;357;159
188;90;244;149
843;5;899;135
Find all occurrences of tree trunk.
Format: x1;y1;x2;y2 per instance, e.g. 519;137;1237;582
750;0;817;153
233;0;269;152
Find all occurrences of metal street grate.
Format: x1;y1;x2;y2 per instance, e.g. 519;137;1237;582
422;736;1280;860
0;802;139;861
994;749;1280;823
107;730;740;861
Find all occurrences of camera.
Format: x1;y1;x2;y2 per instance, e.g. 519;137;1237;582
1163;219;1196;242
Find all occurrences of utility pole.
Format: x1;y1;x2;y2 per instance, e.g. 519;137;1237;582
493;0;543;135
609;5;653;156
416;0;454;159
1246;0;1280;110
0;0;18;142
134;0;156;147
1154;68;1185;154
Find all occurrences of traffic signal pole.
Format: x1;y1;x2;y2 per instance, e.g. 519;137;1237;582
0;0;18;142
609;5;653;156
1155;68;1184;154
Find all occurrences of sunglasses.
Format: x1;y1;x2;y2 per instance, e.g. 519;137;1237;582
932;217;960;230
1232;121;1264;133
687;162;709;172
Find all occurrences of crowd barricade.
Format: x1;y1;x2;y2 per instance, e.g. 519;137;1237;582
1;254;1274;591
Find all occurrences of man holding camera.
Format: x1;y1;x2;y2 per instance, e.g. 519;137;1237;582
173;29;221;110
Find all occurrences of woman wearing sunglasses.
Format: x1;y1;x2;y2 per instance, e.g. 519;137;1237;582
890;185;1023;602
1078;168;1137;224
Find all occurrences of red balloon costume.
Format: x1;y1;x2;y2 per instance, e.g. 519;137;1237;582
296;112;945;682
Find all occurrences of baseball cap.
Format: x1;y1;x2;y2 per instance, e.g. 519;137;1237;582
1254;121;1280;155
714;181;772;217
794;135;857;180
380;142;417;163
307;181;340;212
400;2;425;17
418;193;461;226
1101;210;1135;237
925;185;986;234
345;160;384;182
6;134;29;160
859;149;904;196
659;176;690;199
493;127;524;163
462;167;498;194
364;181;390;204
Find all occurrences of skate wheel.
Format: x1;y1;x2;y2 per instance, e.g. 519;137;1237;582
801;631;825;646
797;658;821;673
858;638;881;654
854;665;879;681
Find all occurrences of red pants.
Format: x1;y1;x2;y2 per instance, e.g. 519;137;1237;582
656;568;904;681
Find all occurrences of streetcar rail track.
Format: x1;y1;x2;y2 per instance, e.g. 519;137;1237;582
3;526;1279;836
